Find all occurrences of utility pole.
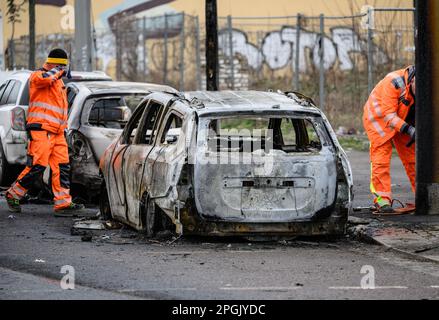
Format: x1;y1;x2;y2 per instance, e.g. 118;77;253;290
205;0;219;91
28;0;35;70
74;0;93;71
416;0;439;215
0;11;4;70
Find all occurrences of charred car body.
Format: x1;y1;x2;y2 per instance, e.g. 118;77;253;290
66;81;178;198
99;90;353;237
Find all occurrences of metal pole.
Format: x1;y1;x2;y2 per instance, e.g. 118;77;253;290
9;39;15;69
116;20;121;80
163;13;168;85
294;14;301;91
227;15;235;90
194;16;202;90
205;0;219;91
0;12;4;70
29;0;36;70
179;12;185;91
142;16;147;81
413;0;417;51
319;14;325;111
367;7;374;94
415;0;439;215
74;0;93;71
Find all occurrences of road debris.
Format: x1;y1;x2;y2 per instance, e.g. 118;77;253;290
73;220;106;230
81;234;93;242
104;220;123;230
7;215;16;220
34;259;46;263
348;216;373;225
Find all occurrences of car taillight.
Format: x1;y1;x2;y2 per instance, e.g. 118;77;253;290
11;107;26;131
68;131;94;161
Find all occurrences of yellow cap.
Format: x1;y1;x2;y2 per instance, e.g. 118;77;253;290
46;57;68;65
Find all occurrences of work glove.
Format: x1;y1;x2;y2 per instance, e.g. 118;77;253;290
402;125;416;147
55;66;67;77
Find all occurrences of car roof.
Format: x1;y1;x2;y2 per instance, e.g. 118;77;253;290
183;90;321;116
67;71;112;82
70;81;178;95
1;70;112;84
0;70;32;83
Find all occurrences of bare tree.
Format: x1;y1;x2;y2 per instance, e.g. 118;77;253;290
6;0;25;69
116;15;142;81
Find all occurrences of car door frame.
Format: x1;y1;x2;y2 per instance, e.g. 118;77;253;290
106;100;149;220
121;97;170;227
146;100;196;217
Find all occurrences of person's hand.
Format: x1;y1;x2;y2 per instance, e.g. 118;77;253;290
55;66;67;76
405;125;416;147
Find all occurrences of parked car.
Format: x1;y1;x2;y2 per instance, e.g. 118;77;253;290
0;70;112;185
99;90;353;238
66;81;178;200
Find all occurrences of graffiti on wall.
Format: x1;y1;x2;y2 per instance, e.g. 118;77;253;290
218;27;389;72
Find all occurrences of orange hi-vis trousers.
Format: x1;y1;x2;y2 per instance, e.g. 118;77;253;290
7;130;72;210
370;132;415;207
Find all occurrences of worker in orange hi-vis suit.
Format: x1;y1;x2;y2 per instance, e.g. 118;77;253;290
5;48;84;216
363;65;416;214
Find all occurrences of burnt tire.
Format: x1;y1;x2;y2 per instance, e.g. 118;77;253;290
0;139;12;186
99;179;112;220
140;193;161;238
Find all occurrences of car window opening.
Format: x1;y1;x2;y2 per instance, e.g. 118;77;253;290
207;117;322;153
161;113;183;145
88;96;144;130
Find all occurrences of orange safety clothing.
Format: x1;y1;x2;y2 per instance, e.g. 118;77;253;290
26;65;68;135
7;66;72;211
369;133;415;206
363;66;416;206
363;66;415;146
8;130;72;210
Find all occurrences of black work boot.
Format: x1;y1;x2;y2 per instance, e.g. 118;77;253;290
54;202;85;217
5;192;21;214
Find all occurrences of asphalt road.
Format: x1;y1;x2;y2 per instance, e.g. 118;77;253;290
1;150;437;300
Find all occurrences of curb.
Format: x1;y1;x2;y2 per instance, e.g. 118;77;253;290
347;224;439;264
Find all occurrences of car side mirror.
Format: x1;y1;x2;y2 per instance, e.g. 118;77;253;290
165;135;178;144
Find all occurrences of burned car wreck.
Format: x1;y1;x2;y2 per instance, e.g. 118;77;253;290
99;90;353;237
66;81;178;199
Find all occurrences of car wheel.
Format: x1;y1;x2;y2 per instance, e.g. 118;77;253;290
99;179;112;220
141;193;160;238
0;138;11;186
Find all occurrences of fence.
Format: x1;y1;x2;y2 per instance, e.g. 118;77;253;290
217;7;415;129
6;7;415;131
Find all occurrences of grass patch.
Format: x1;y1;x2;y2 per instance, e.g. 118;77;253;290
337;135;369;152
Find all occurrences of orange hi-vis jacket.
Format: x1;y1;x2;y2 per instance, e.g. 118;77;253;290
363;66;415;146
27;67;68;135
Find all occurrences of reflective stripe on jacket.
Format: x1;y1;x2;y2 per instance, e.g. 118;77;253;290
26;67;68;134
363;66;415;146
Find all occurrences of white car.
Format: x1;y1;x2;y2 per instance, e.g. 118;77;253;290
0;70;112;185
